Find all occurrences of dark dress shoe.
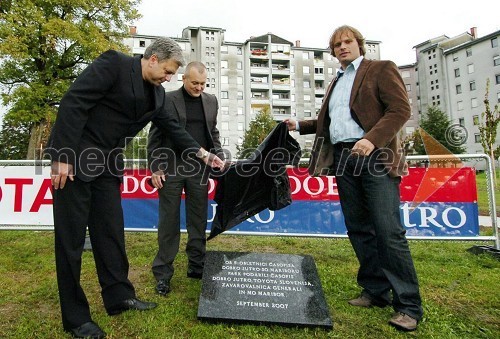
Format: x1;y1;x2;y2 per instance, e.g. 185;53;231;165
67;321;106;338
156;279;171;296
107;297;157;316
187;270;203;279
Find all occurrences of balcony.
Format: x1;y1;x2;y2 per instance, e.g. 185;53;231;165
250;67;269;75
272;99;291;106
271;66;289;76
250;49;269;59
314;87;325;95
271;52;290;60
271;77;290;90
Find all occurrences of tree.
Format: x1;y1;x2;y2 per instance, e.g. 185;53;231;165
0;0;141;159
478;78;500;186
0;116;31;159
236;106;276;159
412;105;467;155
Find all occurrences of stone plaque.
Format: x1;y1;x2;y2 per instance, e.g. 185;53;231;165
197;251;333;329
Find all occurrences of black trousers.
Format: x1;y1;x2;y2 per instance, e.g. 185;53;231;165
53;174;135;330
152;172;208;281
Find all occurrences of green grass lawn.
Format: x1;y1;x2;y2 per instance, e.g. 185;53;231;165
476;171;500;216
0;231;498;338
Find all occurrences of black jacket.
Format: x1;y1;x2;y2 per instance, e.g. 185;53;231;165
208;122;301;240
45;50;199;181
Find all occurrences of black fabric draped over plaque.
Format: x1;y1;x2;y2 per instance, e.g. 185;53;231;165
208;122;301;240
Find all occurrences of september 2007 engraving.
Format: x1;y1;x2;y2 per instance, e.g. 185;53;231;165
197;251;333;329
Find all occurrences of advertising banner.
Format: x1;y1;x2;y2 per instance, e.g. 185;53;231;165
0;166;479;237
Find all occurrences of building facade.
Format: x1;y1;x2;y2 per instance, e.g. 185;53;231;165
414;28;500;156
124;26;381;158
125;26;500;159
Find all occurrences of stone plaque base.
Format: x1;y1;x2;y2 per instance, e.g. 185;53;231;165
197;251;333;329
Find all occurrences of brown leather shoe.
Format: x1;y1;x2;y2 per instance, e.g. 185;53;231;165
348;295;374;307
389;312;418;331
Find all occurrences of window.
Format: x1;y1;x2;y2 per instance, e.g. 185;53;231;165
498;92;500;103
221;122;229;130
303;80;310;88
457;101;464;110
454;68;460;77
468;64;474;74
237;77;243;85
304;110;311;117
453;54;458;62
237;91;243;100
494;56;500;66
237;122;244;131
221;137;229;146
303;95;311;101
237;61;242;70
470;81;476;91
471;98;478;108
473;115;479;125
405;84;411;92
497;74;500;85
303;66;310;74
221;107;229;115
238;107;243;115
315;67;324;74
220;91;228;99
492;37;498;48
466;48;472;57
220;60;228;69
139;40;145;47
237;47;242;55
475;134;481;143
401;71;410;78
459;118;465;126
221;46;228;54
221;76;228;84
303;52;310;59
405;127;415;135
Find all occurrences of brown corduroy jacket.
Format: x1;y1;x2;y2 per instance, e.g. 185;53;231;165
299;58;410;177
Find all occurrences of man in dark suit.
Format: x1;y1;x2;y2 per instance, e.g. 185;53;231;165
285;25;422;331
147;61;223;296
45;38;224;338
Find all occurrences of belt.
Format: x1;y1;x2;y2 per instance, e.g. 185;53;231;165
333;141;357;150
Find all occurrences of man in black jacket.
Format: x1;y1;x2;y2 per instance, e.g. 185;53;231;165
46;38;223;338
147;61;223;295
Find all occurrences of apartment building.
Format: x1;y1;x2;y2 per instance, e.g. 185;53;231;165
124;26;381;158
414;27;500;156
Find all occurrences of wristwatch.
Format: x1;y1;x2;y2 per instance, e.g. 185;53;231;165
198;150;209;159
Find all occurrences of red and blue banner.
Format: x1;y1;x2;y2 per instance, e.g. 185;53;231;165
121;167;479;237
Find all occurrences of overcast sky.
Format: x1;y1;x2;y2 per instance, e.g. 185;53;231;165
133;0;499;66
1;0;499;128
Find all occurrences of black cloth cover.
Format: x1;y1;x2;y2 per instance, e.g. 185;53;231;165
208;122;301;240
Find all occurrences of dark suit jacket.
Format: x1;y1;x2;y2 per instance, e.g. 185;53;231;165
147;87;223;174
299;58;410;177
45;50;199;181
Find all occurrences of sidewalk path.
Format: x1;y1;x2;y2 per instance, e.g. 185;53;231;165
478;216;500;227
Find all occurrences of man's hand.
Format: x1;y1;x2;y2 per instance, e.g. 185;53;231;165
151;170;166;189
51;161;74;189
203;153;225;169
283;118;297;131
352;139;375;156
